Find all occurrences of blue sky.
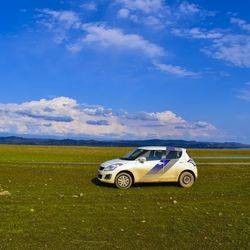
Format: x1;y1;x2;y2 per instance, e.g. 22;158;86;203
0;0;250;142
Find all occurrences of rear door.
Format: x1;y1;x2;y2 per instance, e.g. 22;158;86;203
160;150;182;181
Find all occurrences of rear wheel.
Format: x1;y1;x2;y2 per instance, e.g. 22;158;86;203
115;172;133;189
178;171;195;188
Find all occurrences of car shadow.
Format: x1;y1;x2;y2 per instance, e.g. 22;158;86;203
91;177;179;189
133;182;179;188
91;177;115;188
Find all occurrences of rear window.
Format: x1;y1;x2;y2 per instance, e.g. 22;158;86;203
166;150;182;159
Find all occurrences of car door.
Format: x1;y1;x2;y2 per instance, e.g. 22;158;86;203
136;150;166;182
160;150;182;181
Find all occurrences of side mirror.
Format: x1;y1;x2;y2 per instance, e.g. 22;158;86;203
137;157;146;163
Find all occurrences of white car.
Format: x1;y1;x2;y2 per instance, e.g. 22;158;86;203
97;146;197;189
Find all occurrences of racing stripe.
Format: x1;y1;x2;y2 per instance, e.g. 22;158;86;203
145;159;170;175
162;159;178;174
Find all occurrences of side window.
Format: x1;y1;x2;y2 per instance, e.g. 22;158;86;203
141;150;165;161
177;151;182;158
166;151;182;159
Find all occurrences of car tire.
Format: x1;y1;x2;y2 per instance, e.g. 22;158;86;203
115;172;133;189
178;171;195;188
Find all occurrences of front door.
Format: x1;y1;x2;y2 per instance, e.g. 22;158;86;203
136;150;166;182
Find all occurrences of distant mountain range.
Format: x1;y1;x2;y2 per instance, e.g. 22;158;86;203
0;136;249;149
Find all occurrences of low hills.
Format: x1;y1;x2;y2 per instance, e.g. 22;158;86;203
0;136;249;148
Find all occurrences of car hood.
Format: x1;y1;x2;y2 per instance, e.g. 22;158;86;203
101;158;130;168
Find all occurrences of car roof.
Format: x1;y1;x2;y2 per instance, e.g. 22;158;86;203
138;146;185;151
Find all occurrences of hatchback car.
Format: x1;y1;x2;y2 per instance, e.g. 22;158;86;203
97;146;197;189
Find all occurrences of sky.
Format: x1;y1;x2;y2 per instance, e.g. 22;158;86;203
0;0;250;142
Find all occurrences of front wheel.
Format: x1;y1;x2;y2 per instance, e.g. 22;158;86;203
178;171;195;188
115;172;133;189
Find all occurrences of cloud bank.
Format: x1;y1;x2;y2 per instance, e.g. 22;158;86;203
0;97;216;139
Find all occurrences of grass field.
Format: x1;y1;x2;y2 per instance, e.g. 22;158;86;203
0;145;249;249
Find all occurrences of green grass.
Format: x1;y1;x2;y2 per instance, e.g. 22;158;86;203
0;145;249;249
0;145;249;163
196;158;250;163
0;145;131;163
188;148;250;157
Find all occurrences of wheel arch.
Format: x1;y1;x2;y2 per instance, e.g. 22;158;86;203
116;170;135;184
178;169;196;181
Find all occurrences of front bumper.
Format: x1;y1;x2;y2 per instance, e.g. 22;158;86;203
97;169;116;184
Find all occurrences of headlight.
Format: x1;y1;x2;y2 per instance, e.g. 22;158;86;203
104;163;123;171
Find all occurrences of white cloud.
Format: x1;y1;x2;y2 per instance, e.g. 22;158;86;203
179;2;200;16
116;0;168;29
231;18;250;32
38;9;80;43
155;111;185;123
172;27;223;39
177;1;215;18
237;88;250;102
175;121;215;130
38;9;165;58
0;97;216;139
116;0;164;14
172;25;250;68
116;1;215;29
117;11;165;29
124;110;185;123
143;15;164;29
203;34;250;68
154;62;200;78
237;82;250;102
0;97;124;137
69;24;165;58
39;9;80;29
117;8;130;18
81;2;97;11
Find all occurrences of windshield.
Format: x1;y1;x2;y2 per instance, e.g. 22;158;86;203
120;149;146;160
